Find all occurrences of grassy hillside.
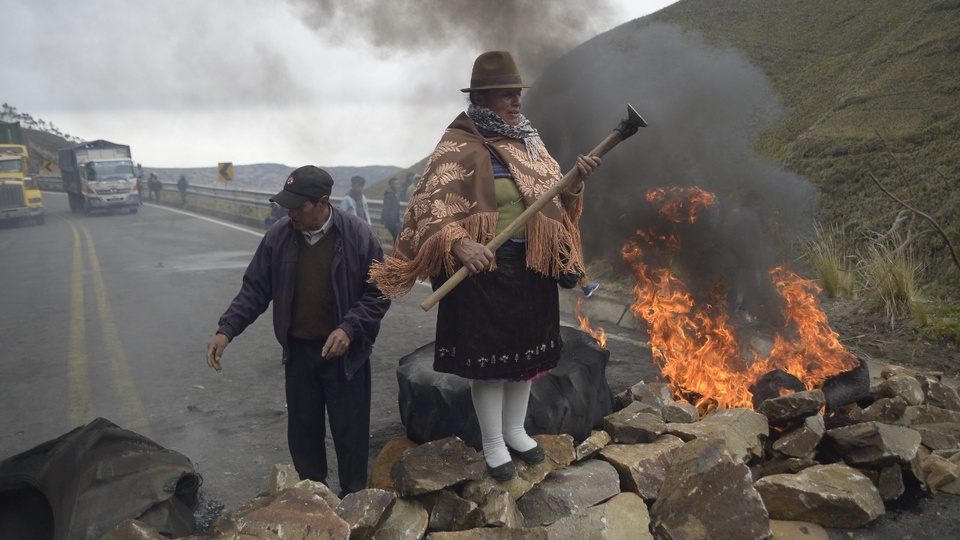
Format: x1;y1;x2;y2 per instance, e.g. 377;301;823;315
639;0;960;298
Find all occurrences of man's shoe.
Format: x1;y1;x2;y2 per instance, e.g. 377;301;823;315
508;444;545;464
487;460;517;481
582;282;600;298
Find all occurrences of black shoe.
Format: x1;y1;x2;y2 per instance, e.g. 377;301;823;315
508;444;545;464
487;460;517;481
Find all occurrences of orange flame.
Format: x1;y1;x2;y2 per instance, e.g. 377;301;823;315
575;297;608;349
646;187;716;224
759;266;859;389
624;186;858;415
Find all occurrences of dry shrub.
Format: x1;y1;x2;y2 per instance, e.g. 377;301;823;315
800;223;858;299
858;231;926;330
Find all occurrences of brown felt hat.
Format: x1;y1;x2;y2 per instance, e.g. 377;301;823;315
460;51;531;92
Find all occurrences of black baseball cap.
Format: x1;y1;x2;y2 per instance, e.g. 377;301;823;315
270;166;334;209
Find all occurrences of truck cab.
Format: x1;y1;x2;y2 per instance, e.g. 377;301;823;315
0;144;45;226
59;140;141;214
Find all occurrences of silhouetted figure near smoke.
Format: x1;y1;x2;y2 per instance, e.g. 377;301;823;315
720;205;766;316
369;51;601;482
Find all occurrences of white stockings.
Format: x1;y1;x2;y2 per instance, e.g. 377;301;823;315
470;379;537;467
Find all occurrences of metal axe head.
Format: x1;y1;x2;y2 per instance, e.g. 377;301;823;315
614;104;647;141
627;104;648;128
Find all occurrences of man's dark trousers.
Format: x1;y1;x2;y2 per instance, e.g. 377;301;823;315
285;337;371;496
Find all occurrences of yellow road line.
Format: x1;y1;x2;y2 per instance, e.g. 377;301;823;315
80;225;151;436
67;221;92;427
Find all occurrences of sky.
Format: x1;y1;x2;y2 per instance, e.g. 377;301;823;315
3;0;677;168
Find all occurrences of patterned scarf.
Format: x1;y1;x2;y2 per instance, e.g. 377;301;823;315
467;104;543;162
368;112;584;299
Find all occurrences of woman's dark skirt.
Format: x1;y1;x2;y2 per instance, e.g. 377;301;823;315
432;241;562;380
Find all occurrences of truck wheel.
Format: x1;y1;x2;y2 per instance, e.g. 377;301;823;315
129;208;138;214
35;216;45;226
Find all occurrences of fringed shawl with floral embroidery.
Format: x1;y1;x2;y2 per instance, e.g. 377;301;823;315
369;112;585;299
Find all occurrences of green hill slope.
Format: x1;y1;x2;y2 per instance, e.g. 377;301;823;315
646;0;960;297
527;0;958;299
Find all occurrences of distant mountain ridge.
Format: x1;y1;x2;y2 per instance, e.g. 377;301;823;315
14;125;403;197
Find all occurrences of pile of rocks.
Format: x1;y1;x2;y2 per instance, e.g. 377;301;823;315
104;364;960;539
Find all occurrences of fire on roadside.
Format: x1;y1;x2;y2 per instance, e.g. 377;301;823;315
623;186;859;416
575;297;608;349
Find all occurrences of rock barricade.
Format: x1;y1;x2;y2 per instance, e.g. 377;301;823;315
106;364;960;539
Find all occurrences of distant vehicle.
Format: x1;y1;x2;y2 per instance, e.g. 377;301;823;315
0;121;45;226
59;140;141;214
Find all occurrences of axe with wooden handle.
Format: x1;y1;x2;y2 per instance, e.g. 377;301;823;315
420;104;648;311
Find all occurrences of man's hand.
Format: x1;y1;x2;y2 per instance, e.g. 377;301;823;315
206;333;230;371
452;238;494;274
322;328;351;359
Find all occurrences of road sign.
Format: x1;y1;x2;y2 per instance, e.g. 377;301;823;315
42;160;57;173
218;162;234;183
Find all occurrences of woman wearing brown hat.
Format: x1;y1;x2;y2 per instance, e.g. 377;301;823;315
370;51;600;480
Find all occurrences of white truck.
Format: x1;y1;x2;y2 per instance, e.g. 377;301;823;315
59;140;141;214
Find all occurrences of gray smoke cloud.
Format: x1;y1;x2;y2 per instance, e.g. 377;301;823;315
288;0;619;78
525;22;819;317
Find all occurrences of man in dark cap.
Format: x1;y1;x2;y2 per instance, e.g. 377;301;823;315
206;165;390;497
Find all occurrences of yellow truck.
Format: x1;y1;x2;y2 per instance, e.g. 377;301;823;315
0;139;45;226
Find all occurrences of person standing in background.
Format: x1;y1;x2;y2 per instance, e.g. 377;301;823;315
341;175;371;225
177;174;188;204
403;174;420;202
206;165;390;497
381;177;402;245
136;164;144;204
399;172;415;203
148;173;162;202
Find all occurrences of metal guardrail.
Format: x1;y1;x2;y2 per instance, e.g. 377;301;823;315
37;176;403;239
174;182;401;231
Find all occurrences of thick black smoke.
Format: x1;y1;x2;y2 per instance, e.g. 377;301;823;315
525;22;819;317
287;0;619;80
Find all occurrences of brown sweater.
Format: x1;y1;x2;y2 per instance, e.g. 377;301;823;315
289;231;337;341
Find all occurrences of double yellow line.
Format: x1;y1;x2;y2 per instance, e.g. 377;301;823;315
65;218;150;436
